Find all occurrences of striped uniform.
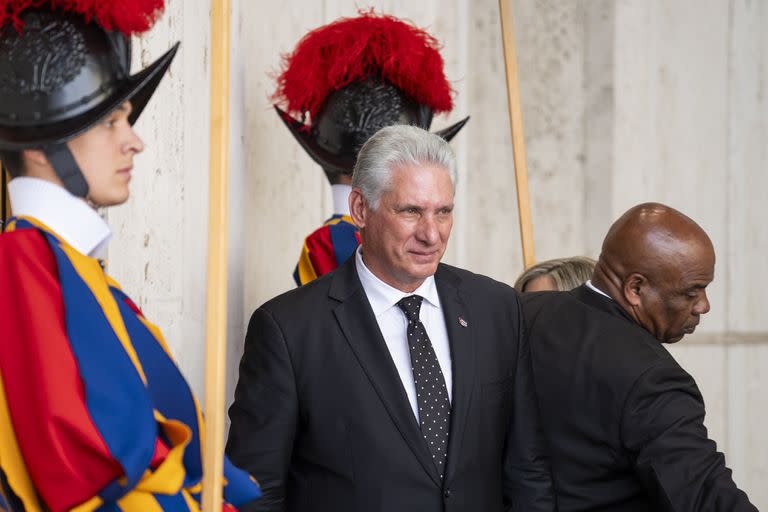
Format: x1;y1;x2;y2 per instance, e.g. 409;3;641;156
0;217;260;512
294;214;360;286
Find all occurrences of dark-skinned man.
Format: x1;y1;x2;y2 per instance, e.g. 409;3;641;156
522;202;757;512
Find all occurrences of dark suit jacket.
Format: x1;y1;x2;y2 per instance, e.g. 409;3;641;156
522;285;756;512
226;257;555;512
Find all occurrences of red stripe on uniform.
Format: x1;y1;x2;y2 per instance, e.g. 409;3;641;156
304;225;338;277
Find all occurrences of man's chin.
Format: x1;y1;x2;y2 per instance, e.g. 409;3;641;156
664;332;688;344
661;324;699;344
409;260;440;276
408;251;441;265
93;191;130;208
397;263;439;288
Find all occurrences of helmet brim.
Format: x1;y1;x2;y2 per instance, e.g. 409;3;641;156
275;106;469;175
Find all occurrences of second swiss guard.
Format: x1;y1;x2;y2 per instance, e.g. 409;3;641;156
272;11;470;286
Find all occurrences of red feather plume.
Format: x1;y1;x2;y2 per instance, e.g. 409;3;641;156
274;10;454;123
0;0;165;35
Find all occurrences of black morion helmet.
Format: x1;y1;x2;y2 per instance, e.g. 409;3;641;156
273;12;469;184
0;5;178;198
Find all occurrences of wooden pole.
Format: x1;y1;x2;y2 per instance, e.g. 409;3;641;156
202;0;231;509
498;0;536;269
1;163;9;226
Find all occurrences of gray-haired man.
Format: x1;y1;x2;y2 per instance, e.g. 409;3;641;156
227;125;555;512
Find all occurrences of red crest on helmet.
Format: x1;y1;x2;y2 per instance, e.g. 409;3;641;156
274;10;455;123
0;0;165;35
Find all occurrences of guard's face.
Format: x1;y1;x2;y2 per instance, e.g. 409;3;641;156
634;242;715;343
67;102;144;207
352;163;454;292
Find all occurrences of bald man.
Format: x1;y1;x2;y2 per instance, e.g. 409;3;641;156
522;203;756;511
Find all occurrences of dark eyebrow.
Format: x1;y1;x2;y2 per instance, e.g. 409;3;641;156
395;205;423;212
394;204;454;214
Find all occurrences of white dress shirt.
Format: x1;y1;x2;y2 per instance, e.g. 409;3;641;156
331;184;351;216
7;177;112;259
586;279;611;300
355;246;453;423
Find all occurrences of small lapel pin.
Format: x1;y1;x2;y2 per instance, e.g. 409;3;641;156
458;317;468;328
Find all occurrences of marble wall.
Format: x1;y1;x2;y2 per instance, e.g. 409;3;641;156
105;0;767;506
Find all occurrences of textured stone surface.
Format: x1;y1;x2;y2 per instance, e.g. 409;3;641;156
721;342;768;505
464;0;520;282
727;0;768;332
514;0;588;261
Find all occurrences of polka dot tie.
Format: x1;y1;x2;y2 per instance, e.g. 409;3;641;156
397;295;451;478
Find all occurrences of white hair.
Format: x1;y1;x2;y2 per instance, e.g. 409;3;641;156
352;125;457;209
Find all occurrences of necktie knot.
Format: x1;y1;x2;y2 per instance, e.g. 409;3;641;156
397;295;423;322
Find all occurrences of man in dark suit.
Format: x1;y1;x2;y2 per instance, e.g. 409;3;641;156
523;203;756;511
227;125;555;512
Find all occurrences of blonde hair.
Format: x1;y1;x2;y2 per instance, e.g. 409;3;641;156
514;256;596;292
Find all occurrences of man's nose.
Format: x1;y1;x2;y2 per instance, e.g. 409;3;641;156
415;215;439;245
694;291;711;315
124;127;145;154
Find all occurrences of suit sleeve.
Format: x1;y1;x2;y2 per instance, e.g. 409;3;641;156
503;296;557;512
226;307;298;512
621;362;757;512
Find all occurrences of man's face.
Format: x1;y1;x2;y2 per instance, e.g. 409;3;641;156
67;101;144;207
635;242;715;343
352;163;454;292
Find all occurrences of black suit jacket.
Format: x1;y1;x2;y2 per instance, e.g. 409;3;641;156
522;285;756;512
227;257;555;512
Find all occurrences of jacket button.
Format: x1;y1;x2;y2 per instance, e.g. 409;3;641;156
444;489;452;499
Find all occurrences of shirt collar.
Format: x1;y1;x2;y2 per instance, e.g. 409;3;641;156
586;279;612;300
331;184;351;216
8;177;112;258
355;246;442;317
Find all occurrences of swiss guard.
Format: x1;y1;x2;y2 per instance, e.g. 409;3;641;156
0;1;260;511
273;11;469;286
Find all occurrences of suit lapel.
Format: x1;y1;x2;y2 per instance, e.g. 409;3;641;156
330;258;441;486
435;265;476;482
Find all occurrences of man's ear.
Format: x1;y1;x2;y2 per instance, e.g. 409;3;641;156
623;273;647;307
349;188;367;228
